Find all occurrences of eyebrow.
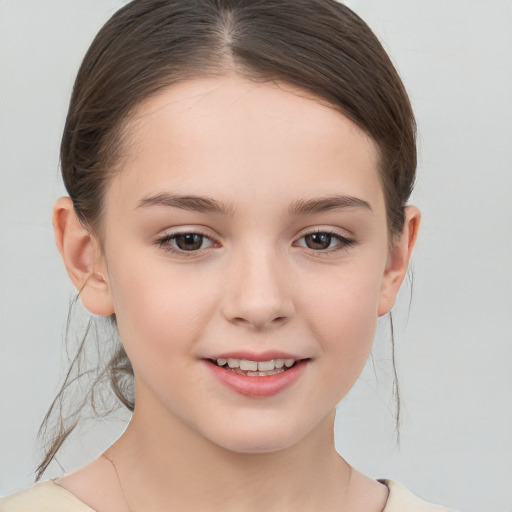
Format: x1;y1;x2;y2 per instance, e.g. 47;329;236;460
136;192;371;217
288;195;372;215
136;193;236;216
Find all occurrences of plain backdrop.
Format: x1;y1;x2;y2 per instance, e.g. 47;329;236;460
1;1;511;510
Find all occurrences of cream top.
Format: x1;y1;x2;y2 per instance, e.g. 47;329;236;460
0;479;454;511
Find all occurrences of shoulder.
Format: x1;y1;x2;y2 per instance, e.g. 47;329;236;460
0;481;95;512
382;480;456;512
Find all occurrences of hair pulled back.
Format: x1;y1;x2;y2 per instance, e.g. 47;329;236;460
63;0;415;234
40;0;416;479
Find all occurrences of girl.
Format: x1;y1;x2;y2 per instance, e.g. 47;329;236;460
1;1;456;510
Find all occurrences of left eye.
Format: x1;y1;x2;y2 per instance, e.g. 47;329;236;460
296;232;351;251
160;233;213;252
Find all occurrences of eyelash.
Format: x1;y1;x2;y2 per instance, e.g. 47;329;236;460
295;229;356;255
155;230;214;255
155;229;355;256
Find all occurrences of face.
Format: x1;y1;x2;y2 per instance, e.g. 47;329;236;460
97;76;399;453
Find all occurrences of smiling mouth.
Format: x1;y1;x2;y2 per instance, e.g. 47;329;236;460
209;357;298;377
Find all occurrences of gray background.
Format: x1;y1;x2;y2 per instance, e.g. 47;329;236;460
1;1;511;510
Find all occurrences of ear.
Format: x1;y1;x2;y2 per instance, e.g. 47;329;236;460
52;197;114;316
378;206;421;317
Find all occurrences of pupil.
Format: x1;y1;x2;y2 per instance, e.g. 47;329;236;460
176;234;203;251
306;233;331;250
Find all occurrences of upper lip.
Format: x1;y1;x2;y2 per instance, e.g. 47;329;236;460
205;351;306;362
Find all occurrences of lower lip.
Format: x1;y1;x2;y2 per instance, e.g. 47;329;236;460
203;360;308;398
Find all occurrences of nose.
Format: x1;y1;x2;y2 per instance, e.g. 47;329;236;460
220;246;295;330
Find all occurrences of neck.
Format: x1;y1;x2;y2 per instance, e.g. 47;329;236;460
109;397;352;511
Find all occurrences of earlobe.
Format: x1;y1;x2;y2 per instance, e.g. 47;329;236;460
52;197;114;316
378;206;421;317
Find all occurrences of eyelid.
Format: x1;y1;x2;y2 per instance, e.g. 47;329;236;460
155;227;220;255
293;227;356;254
153;226;355;256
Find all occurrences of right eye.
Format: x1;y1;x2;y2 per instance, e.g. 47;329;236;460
156;232;214;253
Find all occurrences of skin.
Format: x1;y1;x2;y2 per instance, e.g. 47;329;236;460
53;75;420;512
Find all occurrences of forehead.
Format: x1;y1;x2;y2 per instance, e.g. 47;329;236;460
108;75;384;215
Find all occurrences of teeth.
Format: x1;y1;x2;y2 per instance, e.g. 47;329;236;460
240;360;258;371
215;358;296;372
227;358;239;368
257;360;275;371
247;369;284;377
230;367;285;377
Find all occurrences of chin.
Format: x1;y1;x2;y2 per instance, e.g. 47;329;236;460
214;433;301;455
199;416;314;455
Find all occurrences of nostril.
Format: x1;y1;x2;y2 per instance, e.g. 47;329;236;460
223;296;294;328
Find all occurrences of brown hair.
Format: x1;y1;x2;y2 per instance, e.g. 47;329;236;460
38;0;416;479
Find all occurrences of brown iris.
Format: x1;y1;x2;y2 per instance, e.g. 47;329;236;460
304;233;333;250
175;233;204;251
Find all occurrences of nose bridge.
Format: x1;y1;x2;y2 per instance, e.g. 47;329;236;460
221;240;294;329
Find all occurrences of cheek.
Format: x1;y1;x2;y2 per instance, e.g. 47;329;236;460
106;258;217;368
298;259;385;378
